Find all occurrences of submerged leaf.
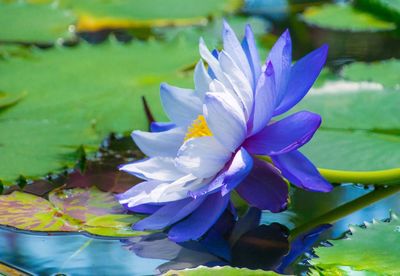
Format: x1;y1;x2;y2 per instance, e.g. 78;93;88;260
311;214;400;274
0;187;146;237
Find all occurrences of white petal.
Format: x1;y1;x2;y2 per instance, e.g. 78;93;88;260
132;127;185;157
176;136;232;178
194;60;212;100
119;157;186;181
160;83;202;127
121;174;206;207
219;50;253;118
199;38;234;91
222;20;253;88
204;92;247;152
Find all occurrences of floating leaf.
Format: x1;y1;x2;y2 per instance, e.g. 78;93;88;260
0;191;80;231
302;4;396;31
0;91;24;110
311;214;400;275
342;59;400;89
355;0;400;25
0;2;76;44
295;89;400;183
0;187;146;237
49;186;125;221
163;266;282;276
59;0;242;31
0;39;197;184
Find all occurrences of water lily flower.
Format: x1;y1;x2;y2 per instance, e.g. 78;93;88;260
117;21;333;242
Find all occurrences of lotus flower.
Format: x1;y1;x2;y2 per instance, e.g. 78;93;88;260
117;21;333;242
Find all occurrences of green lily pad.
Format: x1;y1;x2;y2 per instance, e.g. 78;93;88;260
0;187;146;237
0;2;76;44
295;89;400;183
59;0;242;31
0;39;197;185
302;4;396;31
311;213;400;275
355;0;400;25
163;266;282;276
0;91;24;110
342;59;400;89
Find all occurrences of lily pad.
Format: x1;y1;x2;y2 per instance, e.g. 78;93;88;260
302;4;396;31
311;213;400;275
59;0;242;31
295;89;400;183
163;266;282;275
0;2;76;44
0;39;196;185
355;0;400;25
0;187;146;237
341;59;400;89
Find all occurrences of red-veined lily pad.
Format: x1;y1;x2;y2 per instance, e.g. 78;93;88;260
0;187;147;237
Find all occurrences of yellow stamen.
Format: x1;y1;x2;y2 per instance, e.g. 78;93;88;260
184;115;213;141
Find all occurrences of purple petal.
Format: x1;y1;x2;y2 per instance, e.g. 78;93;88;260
235;158;288;212
150;122;176;132
221;147;253;195
274;44;329;116
188;147;253;198
242;24;261;89
244;111;321;156
133;197;205;231
168;192;230;242
266;29;292;105
248;61;276;136
126;203;163;214
271;150;333;192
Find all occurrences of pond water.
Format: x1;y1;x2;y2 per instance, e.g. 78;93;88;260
1;0;399;275
1;184;399;275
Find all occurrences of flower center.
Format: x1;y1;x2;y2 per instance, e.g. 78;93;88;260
184;115;213;141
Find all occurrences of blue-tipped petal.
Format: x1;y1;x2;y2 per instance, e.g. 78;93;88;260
188;147;253;198
274;44;329;116
242;24;261;89
266;29;292;105
271;150;333;192
160;83;202;127
119;157;185;181
176;136;232;178
131;127;185;157
204;92;247;152
222;20;253;89
235;158;288;212
133;197;205;231
150;122;176;132
244;111;321;156
249;61;276;136
168;192;230;242
194;60;212;100
126;203;163;214
219;50;253;118
221;147;253;195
